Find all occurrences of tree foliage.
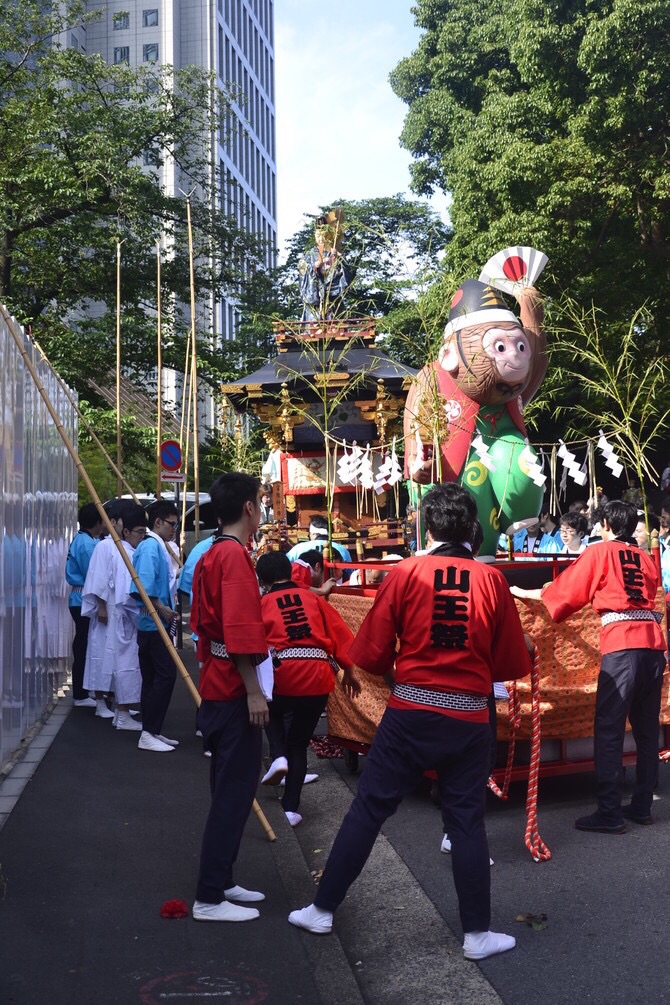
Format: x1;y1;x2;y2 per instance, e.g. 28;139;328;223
0;0;262;398
237;195;451;370
391;0;670;336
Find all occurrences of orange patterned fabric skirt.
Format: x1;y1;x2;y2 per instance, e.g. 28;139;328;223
327;590;670;747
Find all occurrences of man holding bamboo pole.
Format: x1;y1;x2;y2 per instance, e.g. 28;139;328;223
190;472;270;923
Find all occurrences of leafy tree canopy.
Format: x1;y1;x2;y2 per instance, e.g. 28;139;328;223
391;0;670;336
0;0;262;397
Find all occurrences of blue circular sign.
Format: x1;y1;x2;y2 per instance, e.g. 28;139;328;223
160;439;182;471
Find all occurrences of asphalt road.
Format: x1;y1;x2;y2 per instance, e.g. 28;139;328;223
320;752;670;1005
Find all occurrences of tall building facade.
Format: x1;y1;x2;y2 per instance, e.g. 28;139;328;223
74;0;277;425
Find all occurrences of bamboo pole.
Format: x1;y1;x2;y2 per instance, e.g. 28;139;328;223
0;305;275;843
179;351;195;562
156;241;163;499
184;194;200;543
116;240;123;498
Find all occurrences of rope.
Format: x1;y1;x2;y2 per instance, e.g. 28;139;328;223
525;648;552;862
488;648;551;863
487;681;520;801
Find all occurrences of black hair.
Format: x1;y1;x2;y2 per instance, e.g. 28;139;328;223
471;519;484;556
309;514;328;533
421;483;477;543
104;498;125;521
603;499;637;538
256;551;292;586
560;512;588;536
146;499;179;529
637;512;660;532
120;503;147;533
78;502;101;530
299;549;325;570
209;471;260;526
661;495;670;515
568;500;588;514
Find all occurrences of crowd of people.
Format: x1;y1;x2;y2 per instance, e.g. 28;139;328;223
64;475;669;961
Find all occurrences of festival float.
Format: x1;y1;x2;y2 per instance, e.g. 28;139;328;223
221;209;417;558
226;225;669;860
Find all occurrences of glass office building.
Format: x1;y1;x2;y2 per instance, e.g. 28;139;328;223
80;0;277;423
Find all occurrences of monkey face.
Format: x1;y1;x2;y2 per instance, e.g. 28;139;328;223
438;321;533;405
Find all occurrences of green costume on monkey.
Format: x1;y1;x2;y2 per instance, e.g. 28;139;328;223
404;249;548;556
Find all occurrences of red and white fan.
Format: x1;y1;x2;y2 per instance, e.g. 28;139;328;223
479;246;547;296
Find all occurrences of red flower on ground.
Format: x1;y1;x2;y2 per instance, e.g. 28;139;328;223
160;899;189;919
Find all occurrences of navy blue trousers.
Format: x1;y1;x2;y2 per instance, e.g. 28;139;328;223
265;692;329;812
69;607;90;701
137;630;177;735
314;705;492;934
195;697;262;903
595;648;665;821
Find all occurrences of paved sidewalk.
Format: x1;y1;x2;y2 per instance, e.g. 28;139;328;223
0;651;500;1005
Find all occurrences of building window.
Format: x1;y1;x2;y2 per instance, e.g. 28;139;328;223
113;12;130;30
143;43;159;62
114;46;130;64
142;9;159;27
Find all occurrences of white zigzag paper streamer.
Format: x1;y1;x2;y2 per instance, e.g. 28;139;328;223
358;445;375;490
374;453;393;495
387;440;403;487
558;440;588;486
597;431;623;479
518;445;547;487
472;434;496;472
410;427;427;475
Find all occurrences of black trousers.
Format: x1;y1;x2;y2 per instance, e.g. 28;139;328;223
265;692;329;812
441;690;496;834
69;607;90;701
594;648;665;821
195;698;262;903
314;706;492;934
137;630;177;735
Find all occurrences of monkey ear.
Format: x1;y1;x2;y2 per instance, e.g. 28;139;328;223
438;335;459;373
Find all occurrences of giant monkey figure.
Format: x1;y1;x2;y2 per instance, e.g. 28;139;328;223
404;248;548;557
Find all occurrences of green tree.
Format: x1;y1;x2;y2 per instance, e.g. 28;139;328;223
0;0;262;398
237;194;450;370
391;0;670;336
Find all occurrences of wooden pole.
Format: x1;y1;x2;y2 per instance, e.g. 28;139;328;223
0;305;275;843
116;240;123;498
184;194;201;543
156;240;163;499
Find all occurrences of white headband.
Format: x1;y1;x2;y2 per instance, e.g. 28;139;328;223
444;307;517;339
309;523;328;537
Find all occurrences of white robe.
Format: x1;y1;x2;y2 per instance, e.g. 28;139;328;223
111;541;141;704
81;538;116;692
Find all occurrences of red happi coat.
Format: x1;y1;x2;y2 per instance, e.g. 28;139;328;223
191;537;267;701
542;539;665;655
261;584;354;696
349;551;531;721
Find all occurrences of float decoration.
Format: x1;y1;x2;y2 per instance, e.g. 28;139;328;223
597;431;624;479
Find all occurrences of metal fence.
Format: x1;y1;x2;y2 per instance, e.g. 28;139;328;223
1;310;78;772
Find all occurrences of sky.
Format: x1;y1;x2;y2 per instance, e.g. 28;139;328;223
273;0;449;253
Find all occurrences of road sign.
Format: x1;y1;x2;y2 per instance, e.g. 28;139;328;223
160;439;182;472
161;472;185;483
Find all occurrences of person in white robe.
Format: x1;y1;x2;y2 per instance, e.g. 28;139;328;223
81;525;117;719
111;508;147;730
